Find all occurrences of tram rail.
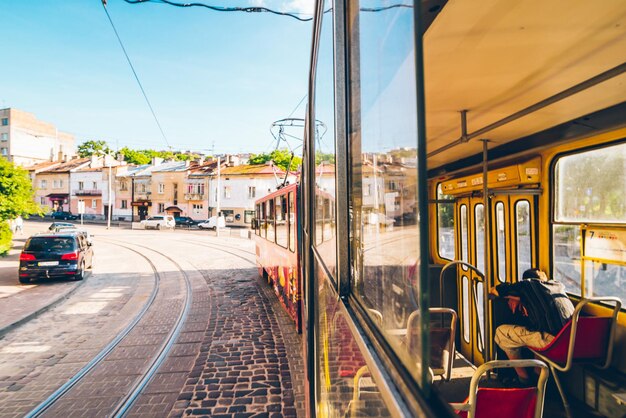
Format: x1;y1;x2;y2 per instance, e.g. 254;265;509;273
24;239;193;418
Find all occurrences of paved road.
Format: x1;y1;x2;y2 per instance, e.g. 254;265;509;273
0;221;304;417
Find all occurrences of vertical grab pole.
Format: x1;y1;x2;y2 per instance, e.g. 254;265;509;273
481;139;491;363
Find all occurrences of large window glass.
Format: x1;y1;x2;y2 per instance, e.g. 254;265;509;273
289;191;296;252
266;200;275;243
314;0;337;278
555;142;626;223
552;224;581;294
437;184;455;260
348;0;424;385
516;200;532;278
460;205;469;270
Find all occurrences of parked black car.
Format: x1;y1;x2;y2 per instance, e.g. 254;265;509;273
18;232;93;284
174;216;199;228
50;211;79;221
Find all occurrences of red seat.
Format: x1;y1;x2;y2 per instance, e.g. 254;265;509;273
529;297;621;418
451;360;548;418
457;387;537;418
530;316;611;366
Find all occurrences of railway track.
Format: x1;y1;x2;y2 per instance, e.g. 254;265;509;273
25;239;193;418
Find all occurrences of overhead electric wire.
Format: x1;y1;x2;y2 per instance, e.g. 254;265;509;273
122;0;313;21
101;1;171;149
287;94;307;118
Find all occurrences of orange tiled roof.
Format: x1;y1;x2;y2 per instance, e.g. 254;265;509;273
45;157;91;172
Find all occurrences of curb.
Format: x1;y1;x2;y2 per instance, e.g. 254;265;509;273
0;278;86;339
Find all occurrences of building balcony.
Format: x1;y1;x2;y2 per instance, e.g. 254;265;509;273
73;189;102;196
184;193;206;201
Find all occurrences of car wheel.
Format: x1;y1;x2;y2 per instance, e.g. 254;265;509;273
156;224;161;230
19;277;29;284
74;262;85;281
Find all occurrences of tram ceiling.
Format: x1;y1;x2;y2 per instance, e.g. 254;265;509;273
422;0;626;171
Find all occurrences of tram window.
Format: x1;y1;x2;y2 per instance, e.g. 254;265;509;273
289;191;295;253
255;204;260;235
260;202;267;239
266;199;275;243
585;261;626;303
313;0;337;277
515;200;532;279
495;202;506;282
552;224;581;295
460;205;469;270
555;141;626;224
436;184;455;260
462;275;469;343
476;281;485;352
348;0;424;386
276;196;287;248
475;204;485;274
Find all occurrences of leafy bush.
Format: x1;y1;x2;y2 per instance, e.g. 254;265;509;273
0;222;12;256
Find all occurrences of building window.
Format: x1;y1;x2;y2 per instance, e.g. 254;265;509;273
0;133;7;141
224;186;231;199
40;197;46;205
0;148;7;156
93;181;97;189
78;181;84;190
40;180;47;189
158;183;165;194
1;118;8;126
53;180;59;188
120;181;128;191
158;203;165;213
248;186;256;199
91;200;97;209
192;204;203;213
187;183;205;195
140;183;147;193
121;200;128;209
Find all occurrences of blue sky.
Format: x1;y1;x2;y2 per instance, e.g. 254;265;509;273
0;0;314;154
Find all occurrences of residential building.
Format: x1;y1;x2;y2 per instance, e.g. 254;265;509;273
0;108;75;166
185;161;220;220
28;157;92;213
115;164;149;221
150;160;197;218
209;163;296;227
69;156;125;220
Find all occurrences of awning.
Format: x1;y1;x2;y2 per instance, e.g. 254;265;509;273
131;201;152;207
46;193;69;199
165;206;184;211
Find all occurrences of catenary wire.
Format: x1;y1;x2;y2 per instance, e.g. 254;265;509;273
101;1;171;150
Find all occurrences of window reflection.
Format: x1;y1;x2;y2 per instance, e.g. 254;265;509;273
437;184;455;260
314;0;337;277
475;204;485;273
348;0;423;384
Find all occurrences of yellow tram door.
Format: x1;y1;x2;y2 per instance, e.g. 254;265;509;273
455;196;486;365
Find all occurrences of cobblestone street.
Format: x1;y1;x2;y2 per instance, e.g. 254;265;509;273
0;222;305;417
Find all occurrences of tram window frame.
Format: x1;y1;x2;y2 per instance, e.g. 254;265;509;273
255;204;260;235
266;199;276;243
276;195;288;249
460;204;469;270
474;203;485;274
515;200;532;279
551;140;626;302
260;201;267;239
289;191;295;253
495;202;507;282
436;183;455;261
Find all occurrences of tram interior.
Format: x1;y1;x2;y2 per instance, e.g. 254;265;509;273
418;1;626;417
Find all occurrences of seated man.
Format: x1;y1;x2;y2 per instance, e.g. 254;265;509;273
490;268;575;383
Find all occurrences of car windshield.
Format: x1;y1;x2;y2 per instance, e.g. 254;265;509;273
26;237;76;252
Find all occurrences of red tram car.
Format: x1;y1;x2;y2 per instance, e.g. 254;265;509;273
253;183;301;331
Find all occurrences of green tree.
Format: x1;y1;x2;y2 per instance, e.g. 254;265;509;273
118;147;151;165
0;159;44;255
77;140;112;157
249;149;302;172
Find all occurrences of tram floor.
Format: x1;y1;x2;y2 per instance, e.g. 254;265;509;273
435;353;603;417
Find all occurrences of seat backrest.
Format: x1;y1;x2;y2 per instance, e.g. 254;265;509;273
474;388;537;418
534;317;611;364
456;388;538;418
430;327;452;369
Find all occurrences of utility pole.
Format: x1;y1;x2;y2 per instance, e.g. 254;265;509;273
216;155;221;237
107;157;113;229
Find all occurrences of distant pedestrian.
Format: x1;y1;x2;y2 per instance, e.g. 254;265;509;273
8;218;16;233
15;215;23;235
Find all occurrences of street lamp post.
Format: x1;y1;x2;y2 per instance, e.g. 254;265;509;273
107;161;112;229
216;155;221;237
